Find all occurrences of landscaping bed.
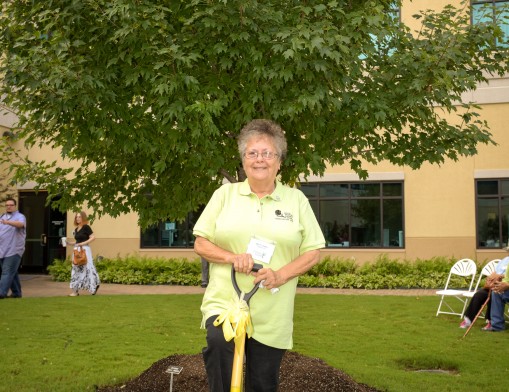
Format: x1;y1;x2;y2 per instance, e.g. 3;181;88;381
98;351;380;392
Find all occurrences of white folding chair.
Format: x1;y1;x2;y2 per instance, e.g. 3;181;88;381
436;258;477;318
463;259;500;299
462;259;500;319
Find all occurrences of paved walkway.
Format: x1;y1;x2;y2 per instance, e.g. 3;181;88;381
18;274;436;298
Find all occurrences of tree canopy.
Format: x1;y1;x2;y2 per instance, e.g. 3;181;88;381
0;0;508;226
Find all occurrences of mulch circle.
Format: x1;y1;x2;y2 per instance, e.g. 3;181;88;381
98;351;381;392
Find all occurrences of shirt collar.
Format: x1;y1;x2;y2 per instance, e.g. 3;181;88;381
240;179;282;201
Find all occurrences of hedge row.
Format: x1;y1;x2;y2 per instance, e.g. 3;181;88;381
47;254;485;290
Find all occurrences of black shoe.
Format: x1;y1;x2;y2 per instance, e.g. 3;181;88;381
92;285;100;295
7;294;22;298
201;283;208;288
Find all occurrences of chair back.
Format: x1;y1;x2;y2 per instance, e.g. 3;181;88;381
482;259;500;276
450;258;477;277
443;258;477;292
471;259;500;293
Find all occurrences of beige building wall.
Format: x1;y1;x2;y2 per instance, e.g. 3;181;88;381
401;0;464;20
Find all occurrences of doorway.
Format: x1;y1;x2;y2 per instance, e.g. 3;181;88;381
18;191;67;273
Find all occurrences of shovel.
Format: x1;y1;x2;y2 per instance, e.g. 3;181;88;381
213;262;264;392
229;262;264;392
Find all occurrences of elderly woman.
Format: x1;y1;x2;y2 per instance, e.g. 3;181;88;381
193;119;325;392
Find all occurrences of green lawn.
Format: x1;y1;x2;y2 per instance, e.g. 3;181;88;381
0;294;506;392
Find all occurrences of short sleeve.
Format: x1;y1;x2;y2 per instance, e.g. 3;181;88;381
193;186;225;241
298;194;325;254
83;225;93;236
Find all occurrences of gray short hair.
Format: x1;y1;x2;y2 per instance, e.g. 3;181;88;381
237;119;287;161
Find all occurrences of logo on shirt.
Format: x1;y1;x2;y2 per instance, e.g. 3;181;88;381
274;209;293;222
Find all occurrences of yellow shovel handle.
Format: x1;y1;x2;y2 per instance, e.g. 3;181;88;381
230;334;246;392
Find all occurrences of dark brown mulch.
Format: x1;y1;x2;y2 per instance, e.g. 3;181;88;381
98;351;381;392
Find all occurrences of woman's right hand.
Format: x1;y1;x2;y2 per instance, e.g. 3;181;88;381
231;253;255;275
194;237;255;274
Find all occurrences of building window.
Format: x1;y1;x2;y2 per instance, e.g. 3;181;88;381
140;208;203;248
472;0;509;47
300;182;404;248
476;179;509;248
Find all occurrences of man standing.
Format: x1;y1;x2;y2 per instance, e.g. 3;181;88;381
0;197;26;298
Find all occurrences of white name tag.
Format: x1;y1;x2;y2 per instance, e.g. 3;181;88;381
246;237;276;264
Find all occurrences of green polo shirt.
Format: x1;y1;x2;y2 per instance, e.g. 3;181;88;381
194;180;325;349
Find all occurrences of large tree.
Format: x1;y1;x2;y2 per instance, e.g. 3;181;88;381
0;0;508;226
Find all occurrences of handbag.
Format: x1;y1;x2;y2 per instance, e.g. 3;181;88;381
73;246;87;266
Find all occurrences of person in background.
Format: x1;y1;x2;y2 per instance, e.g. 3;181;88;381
483;246;509;332
459;252;509;329
193;119;325;392
65;211;100;296
0;198;26;299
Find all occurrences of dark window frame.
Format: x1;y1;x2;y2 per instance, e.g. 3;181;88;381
471;0;509;47
300;181;405;249
140;208;203;249
475;178;509;249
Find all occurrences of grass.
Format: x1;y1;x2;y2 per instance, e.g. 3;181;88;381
0;294;507;392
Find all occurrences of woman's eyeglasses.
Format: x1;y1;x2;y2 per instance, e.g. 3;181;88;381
244;151;279;160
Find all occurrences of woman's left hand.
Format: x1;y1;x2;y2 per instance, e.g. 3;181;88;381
253;267;283;290
250;249;320;290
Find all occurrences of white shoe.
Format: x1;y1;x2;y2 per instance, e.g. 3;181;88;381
68;292;79;297
459;319;471;329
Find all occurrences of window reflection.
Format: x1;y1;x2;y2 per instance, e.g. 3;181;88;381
476;179;508;248
351;183;380;197
351;199;381;246
320;200;349;247
320;184;349;197
140;208;203;248
472;0;509;48
302;182;404;248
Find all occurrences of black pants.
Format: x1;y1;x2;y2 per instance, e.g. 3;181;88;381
464;288;491;321
203;315;286;392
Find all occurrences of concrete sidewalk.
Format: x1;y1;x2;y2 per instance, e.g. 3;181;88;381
18;274;436;298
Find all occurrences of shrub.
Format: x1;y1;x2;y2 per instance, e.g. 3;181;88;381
47;255;474;290
358;254;414;276
306;256;357;276
47;256;202;286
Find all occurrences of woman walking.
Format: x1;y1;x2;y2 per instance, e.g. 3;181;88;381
66;211;100;296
